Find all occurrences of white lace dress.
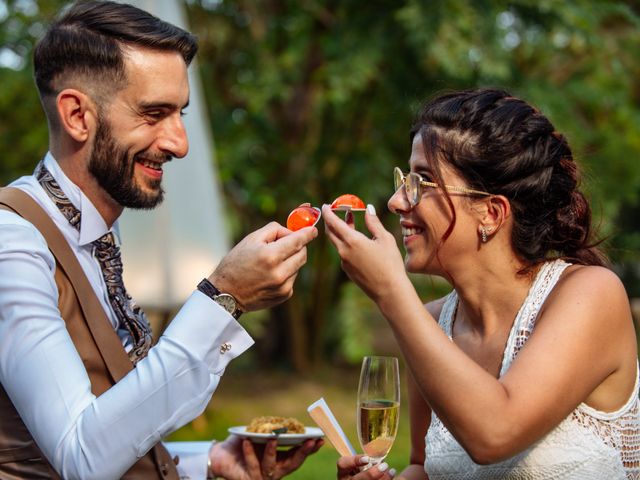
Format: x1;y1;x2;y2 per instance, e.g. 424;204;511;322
425;259;640;479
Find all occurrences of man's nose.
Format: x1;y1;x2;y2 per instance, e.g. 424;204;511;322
158;115;189;159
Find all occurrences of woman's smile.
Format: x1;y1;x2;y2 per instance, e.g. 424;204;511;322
401;220;425;246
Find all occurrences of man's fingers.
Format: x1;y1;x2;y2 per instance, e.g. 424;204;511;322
284;439;321;470
261;439;278;477
241;439;262;475
310;438;324;453
267;226;317;262
264;438;278;457
277;245;308;280
254;221;292;243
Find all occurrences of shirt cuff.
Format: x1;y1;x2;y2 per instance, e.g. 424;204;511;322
163;441;212;480
161;291;254;374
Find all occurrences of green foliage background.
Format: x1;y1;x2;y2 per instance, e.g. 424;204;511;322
2;1;640;477
1;0;640;369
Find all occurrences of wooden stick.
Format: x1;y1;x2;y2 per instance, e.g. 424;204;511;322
307;398;356;457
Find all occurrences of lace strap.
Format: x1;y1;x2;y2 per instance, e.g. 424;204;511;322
438;291;458;338
500;259;571;374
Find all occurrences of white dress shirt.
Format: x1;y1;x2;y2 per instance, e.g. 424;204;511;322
0;153;254;479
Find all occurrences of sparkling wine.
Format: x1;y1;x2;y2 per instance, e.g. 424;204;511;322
358;399;399;461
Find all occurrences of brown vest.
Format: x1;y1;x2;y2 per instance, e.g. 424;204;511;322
0;187;180;479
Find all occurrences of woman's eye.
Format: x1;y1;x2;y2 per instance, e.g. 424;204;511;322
415;171;433;182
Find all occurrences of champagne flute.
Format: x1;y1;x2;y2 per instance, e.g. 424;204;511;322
357;355;400;466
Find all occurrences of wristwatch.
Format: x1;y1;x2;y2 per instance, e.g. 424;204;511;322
197;278;243;319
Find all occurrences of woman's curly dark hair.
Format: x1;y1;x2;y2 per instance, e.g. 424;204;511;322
411;88;608;268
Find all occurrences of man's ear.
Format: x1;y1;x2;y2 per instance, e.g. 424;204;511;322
55;89;98;143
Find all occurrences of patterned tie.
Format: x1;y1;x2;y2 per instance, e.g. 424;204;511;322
36;162;153;364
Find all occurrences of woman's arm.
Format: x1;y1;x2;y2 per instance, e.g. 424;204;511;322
323;205;637;463
388;265;635;463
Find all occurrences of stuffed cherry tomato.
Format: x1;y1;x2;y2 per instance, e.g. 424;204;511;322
286;204;321;231
330;193;366;211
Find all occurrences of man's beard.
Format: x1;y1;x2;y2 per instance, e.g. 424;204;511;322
88;117;165;209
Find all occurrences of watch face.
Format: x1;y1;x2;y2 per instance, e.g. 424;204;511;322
216;293;237;313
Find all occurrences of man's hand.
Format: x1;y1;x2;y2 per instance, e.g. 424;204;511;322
209;435;323;480
208;222;317;312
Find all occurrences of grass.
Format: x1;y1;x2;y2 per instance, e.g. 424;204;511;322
166;364;412;479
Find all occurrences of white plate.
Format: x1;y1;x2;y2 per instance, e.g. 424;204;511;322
228;426;324;446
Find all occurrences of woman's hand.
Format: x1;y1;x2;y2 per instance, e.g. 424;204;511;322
337;454;396;480
209;435;323;479
322;205;409;303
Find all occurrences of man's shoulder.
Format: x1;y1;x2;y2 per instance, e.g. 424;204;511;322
1;177;62;227
0;183;52;253
0;181;40;225
2;177;43;209
0;207;48;245
6;172;38;189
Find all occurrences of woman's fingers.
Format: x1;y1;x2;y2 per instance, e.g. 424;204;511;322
345;210;355;229
361;463;392;479
336;454;394;479
363;204;386;239
322;205;356;243
337;454;370;471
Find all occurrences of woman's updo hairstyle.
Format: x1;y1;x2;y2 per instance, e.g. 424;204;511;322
411;88;607;267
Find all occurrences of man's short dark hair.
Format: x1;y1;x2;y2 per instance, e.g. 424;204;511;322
34;0;198;103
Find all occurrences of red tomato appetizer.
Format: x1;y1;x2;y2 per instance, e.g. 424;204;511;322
286;205;321;231
330;193;366;211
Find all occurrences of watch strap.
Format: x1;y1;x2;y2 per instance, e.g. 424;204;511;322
197;278;242;319
197;277;220;298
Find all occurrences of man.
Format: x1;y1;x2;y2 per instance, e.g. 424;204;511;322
0;1;321;479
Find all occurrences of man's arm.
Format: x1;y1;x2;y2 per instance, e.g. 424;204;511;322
0;213;316;479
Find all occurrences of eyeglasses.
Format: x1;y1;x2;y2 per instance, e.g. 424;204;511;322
393;167;491;208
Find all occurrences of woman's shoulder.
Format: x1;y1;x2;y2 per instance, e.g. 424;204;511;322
544;263;632;328
549;264;638;411
558;264;627;298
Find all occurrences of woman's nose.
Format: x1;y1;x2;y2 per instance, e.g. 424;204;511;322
388;185;412;215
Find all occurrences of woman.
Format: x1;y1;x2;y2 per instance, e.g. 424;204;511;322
325;88;640;479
